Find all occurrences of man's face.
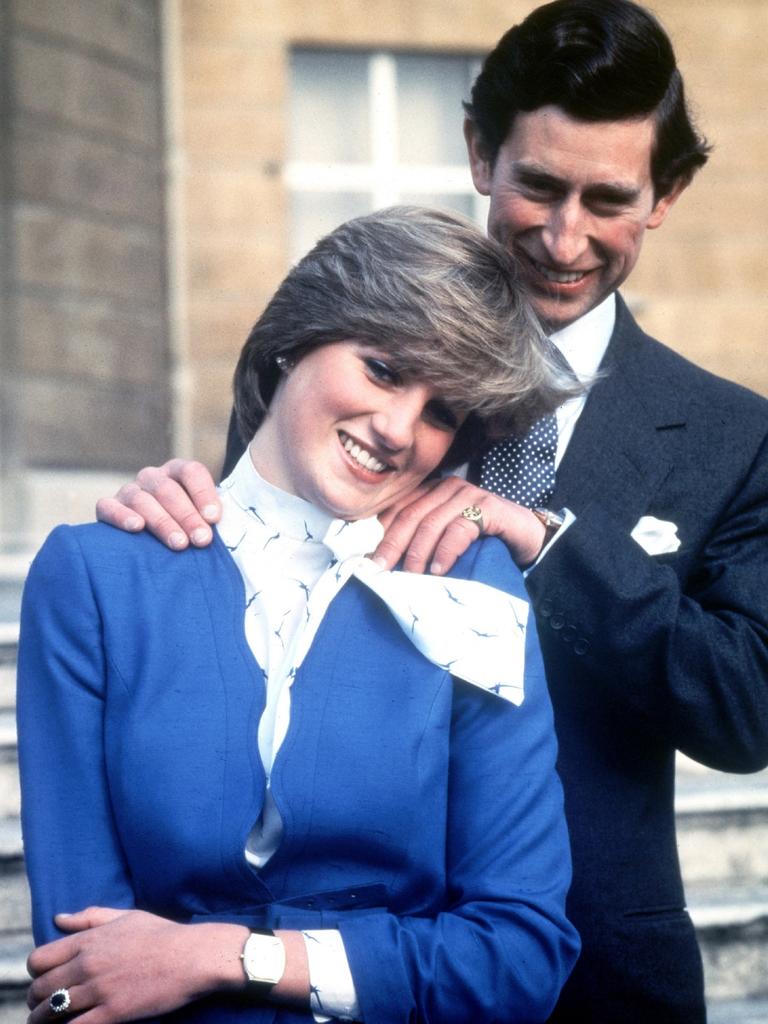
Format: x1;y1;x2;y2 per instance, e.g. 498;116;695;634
465;106;684;331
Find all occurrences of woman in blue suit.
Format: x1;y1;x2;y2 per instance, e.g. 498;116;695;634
19;207;579;1024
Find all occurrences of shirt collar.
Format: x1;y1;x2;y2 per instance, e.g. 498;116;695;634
549;292;615;382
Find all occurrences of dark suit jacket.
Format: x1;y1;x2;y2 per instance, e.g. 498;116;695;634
224;293;768;1022
528;296;768;1022
18;527;578;1023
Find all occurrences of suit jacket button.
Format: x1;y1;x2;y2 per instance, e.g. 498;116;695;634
574;638;590;655
561;625;576;643
539;599;553;618
550;613;565;630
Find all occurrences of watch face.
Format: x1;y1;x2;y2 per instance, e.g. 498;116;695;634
242;933;286;986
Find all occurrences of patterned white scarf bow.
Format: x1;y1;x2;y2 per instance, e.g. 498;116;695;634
323;521;528;706
353;559;528;705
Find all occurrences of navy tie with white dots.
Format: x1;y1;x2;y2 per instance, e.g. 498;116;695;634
477;411;558;507
472;343;573;508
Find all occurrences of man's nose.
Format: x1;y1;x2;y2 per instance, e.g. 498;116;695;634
541;199;590;265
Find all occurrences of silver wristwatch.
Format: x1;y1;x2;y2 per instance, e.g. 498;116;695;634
240;929;286;995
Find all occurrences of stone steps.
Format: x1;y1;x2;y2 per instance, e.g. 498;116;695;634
708;1000;768;1024
0;609;28;1021
676;754;768;1009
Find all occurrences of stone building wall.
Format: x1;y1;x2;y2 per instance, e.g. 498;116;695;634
0;0;169;542
629;1;768;398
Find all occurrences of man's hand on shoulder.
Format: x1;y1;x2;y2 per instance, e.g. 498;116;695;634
373;476;546;575
95;459;221;550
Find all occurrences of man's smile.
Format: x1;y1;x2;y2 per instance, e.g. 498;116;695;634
520;249;596;287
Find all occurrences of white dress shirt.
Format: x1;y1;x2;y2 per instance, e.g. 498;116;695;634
550;291;616;467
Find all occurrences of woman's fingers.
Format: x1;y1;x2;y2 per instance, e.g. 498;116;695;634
25;910;246;1024
28;966;82;1010
27;936;77;979
27;981;106;1024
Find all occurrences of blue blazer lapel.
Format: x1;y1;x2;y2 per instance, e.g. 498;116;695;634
551;296;687;529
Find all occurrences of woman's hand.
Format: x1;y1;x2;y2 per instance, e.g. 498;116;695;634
26;907;248;1023
374;476;547;574
95;460;221;551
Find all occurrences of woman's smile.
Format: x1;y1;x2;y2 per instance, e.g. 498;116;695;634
338;430;390;475
249;340;459;521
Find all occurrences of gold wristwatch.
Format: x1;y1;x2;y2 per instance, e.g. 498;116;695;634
240;929;286;995
532;507;566;546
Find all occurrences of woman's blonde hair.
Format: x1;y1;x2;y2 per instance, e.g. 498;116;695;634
234;205;580;468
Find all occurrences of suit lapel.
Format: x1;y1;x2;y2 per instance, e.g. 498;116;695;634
551;296;688;531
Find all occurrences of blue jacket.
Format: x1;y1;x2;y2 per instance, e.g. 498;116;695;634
18;523;578;1023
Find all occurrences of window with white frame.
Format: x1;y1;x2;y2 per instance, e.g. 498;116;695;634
287;49;486;262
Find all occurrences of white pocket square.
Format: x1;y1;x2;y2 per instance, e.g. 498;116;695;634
630;516;681;555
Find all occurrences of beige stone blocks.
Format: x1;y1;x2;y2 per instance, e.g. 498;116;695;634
636;296;768;397
183;169;285;236
182;42;286;110
22;377;170;470
186;299;266;362
183;107;285;162
187;358;236;472
15;206;165;306
282;0;520;48
4;0;171;486
13;125;164;226
17;294;168;386
12;0;160;70
13;37;162;150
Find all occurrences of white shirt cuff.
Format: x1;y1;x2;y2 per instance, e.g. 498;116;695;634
303;929;361;1022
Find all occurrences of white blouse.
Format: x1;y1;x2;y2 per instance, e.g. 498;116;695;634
216;449;530;1020
218;451;374;1021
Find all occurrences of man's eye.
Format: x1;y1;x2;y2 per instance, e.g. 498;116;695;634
585;192;634;216
364;358;400;384
518;179;561;201
426;401;459;431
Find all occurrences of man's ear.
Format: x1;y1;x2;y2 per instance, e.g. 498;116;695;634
647;175;689;230
464;118;494;196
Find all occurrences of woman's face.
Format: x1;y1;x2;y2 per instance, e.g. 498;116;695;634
249;340;462;520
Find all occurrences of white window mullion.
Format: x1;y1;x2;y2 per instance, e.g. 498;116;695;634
285;163;376;193
394;164;475;195
369;53;399;208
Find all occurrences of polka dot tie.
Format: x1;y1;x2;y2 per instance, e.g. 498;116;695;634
473;342;573;508
477;412;558;508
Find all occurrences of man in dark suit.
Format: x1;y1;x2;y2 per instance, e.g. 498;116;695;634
99;2;768;1019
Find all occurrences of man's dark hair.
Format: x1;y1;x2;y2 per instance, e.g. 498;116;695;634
465;0;710;197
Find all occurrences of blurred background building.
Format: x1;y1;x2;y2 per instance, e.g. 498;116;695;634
0;0;766;549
